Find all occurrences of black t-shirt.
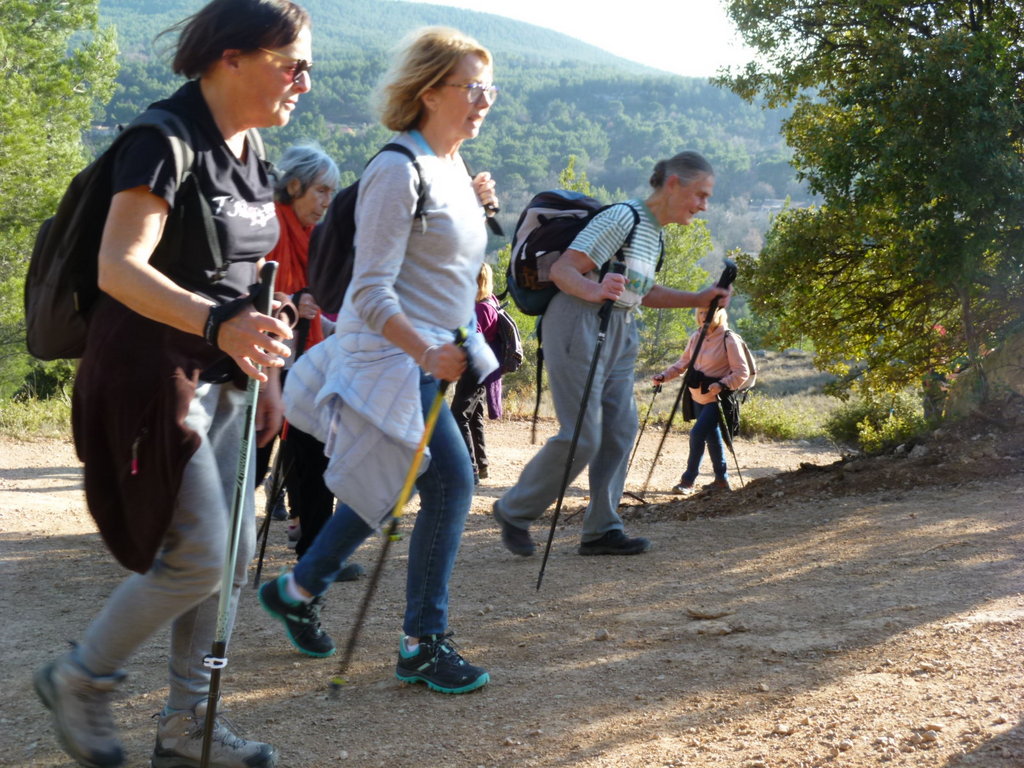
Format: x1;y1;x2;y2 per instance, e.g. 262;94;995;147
110;80;279;303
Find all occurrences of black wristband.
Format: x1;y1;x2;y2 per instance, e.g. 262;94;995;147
203;296;251;348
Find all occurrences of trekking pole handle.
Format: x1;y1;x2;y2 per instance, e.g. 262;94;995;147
710;258;737;311
254;261;277;317
598;261;627;327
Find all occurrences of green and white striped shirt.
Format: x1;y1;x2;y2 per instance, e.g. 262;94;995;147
568;199;663;309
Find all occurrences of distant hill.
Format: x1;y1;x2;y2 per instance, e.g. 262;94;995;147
96;0;803;254
100;0;659;72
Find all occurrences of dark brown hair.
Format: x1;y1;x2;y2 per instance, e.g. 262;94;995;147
164;0;311;79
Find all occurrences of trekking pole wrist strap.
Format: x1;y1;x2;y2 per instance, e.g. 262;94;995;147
204;295;251;348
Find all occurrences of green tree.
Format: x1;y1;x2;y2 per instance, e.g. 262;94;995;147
720;0;1024;399
0;0;118;395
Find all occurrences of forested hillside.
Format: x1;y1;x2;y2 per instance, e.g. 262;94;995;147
96;0;803;250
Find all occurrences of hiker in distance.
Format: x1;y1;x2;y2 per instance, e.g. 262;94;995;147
493;151;730;557
32;1;312;767
263;143;363;578
261;26;499;694
451;262;505;484
654;305;750;495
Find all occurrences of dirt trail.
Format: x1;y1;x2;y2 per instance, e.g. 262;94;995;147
2;418;1022;768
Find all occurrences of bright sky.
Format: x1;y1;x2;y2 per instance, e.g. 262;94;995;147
403;0;755;78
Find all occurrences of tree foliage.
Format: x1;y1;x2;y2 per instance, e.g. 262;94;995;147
720;0;1024;398
0;0;118;395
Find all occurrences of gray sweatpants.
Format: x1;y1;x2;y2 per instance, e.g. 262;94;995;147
496;291;638;542
74;382;255;710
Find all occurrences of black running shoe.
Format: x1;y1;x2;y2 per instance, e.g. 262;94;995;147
395;633;489;694
258;575;336;657
578;529;651;556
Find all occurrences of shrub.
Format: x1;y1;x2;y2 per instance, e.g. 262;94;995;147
738;392;830;441
824;391;927;453
0;396;72;440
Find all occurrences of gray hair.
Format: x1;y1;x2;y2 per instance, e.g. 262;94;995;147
649;151;714;189
274;143;340;203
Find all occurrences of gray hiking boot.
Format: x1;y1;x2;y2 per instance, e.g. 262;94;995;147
33;654;126;768
151;700;278;768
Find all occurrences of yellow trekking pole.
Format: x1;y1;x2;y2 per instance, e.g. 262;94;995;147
329;328;467;695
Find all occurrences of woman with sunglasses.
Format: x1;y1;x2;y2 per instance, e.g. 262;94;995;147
261;26;499;695
33;1;312;766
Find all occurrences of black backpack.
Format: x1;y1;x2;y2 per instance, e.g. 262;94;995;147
307;143;425;315
24;108;264;361
494;301;524;374
505;190;643;316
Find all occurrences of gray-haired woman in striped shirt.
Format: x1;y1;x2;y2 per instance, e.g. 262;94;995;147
493;151;730;557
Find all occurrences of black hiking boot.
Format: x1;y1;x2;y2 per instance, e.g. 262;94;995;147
492;503;535;556
578;529;651;556
395;633;489;694
258;575;335;657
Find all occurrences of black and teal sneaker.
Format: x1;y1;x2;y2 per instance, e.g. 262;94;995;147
395;633;489;694
258;575;336;657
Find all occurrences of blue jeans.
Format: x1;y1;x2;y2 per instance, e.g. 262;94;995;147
680;400;729;486
293;372;474;638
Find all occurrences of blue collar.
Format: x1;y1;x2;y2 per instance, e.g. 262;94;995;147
408;130;435;157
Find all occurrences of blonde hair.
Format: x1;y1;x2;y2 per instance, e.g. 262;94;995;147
376;26;492;132
696;306;728;331
476;262;493;302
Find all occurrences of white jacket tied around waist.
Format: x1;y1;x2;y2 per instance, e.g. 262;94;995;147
283;327;435;529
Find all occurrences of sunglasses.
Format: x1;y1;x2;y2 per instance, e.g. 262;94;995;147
258;47;312;84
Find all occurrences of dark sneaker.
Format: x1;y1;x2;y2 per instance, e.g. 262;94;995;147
270;498;288;521
395;633;489;694
492;503;535;556
333;561;365;583
578;529;651;556
258;575;335;657
151;700;277;768
702;478;731;492
285;523;300;550
34;654;126;768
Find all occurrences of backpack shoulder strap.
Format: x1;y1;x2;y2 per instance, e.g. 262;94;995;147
122;108;196;188
122;108;225;281
377;142;427;222
597;201;644;278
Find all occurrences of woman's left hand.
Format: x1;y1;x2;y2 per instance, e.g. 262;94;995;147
472;172;499;214
423;342;468;383
297;291;320;320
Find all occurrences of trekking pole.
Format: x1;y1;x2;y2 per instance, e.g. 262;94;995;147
714;397;745;488
536;262;626;591
253;312;311;587
622;382;661;503
200;261;277;768
329;328;468;696
639;259;737;498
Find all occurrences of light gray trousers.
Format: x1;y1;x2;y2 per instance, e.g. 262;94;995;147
74;382;255;710
496;291;638;542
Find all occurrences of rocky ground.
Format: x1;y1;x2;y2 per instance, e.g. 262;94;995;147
2;413;1022;768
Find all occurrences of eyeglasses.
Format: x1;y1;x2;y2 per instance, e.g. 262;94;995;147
443;82;499;104
258;47;312;84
